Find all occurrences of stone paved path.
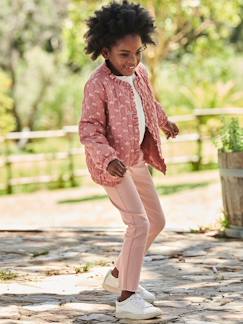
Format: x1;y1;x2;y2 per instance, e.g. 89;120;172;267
0;229;242;323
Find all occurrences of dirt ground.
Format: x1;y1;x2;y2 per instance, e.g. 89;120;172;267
0;170;223;232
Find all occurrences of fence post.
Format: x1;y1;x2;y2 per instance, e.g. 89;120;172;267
194;113;203;171
65;129;76;187
4;138;13;194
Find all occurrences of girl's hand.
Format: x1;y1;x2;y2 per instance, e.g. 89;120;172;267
107;159;127;177
163;121;179;139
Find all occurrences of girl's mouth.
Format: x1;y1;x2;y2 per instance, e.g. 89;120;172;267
125;66;136;73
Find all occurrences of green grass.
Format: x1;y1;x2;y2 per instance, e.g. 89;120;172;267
0;269;18;281
75;262;94;274
58;194;107;204
219;214;230;229
156;181;211;195
74;260;111;274
190;225;215;233
57;180;213;205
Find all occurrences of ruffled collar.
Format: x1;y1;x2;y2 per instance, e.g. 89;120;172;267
100;60;141;84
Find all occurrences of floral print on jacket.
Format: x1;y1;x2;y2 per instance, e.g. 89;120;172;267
79;61;171;186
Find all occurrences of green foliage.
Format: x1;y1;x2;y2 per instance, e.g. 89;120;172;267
63;1;109;70
0;71;15;135
66;0;243;70
15;47;84;130
230;4;243;51
157;52;243;115
16;48;56;128
0;0;66;68
1;0;243;133
139;0;243;109
37;70;84;129
0;0;67;131
219;213;230;230
212;117;243;152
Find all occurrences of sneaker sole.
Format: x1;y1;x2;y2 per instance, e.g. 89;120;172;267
145;298;156;304
115;309;162;320
103;283;155;303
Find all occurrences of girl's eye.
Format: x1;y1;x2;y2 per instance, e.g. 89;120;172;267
120;52;142;58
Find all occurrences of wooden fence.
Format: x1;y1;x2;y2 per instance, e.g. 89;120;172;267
0;108;242;194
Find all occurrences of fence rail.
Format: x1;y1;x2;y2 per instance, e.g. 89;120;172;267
0;108;242;194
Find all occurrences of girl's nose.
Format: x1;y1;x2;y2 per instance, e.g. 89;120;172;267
128;56;137;66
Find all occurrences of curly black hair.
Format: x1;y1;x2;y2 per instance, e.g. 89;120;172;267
84;0;156;60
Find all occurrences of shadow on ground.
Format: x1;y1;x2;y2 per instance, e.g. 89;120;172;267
0;229;242;323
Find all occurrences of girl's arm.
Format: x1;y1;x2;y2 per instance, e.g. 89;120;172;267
79;78;118;171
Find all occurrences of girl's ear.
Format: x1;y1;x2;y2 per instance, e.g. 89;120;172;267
101;48;110;59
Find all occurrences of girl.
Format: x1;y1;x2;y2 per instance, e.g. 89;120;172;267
79;0;179;320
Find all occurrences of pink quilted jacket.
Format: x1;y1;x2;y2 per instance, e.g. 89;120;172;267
79;60;171;186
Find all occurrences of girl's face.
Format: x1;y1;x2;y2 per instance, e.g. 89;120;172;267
101;34;146;76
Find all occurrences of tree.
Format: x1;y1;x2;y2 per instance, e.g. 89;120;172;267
139;0;242;99
66;0;242;101
230;1;243;51
0;0;68;131
63;0;108;72
0;71;15;135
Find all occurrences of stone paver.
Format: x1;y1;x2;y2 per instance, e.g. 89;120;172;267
0;229;242;323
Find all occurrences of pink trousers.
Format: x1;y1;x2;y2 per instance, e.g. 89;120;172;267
103;149;166;292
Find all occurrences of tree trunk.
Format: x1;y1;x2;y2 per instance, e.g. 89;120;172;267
27;78;51;131
9;49;22;132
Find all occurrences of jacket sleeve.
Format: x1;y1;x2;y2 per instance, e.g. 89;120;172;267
140;63;171;132
79;78;118;171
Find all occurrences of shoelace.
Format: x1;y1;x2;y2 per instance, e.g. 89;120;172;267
130;293;147;308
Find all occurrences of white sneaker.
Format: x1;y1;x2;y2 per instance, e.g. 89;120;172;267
102;269;120;294
102;269;156;303
137;284;156;303
115;293;162;320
